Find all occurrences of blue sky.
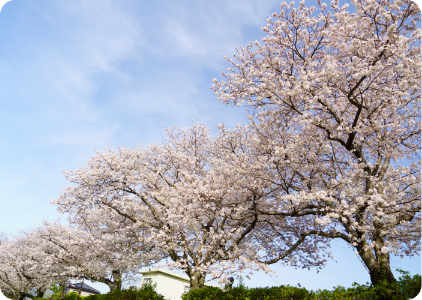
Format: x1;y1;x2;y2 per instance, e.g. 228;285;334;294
0;0;420;295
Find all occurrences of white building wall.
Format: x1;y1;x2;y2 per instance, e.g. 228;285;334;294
140;271;190;300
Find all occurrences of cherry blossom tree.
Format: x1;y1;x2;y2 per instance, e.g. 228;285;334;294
0;231;56;300
36;220;160;292
52;124;334;290
0;218;160;298
212;0;421;286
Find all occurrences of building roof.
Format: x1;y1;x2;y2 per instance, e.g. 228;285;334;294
139;268;190;282
67;282;101;294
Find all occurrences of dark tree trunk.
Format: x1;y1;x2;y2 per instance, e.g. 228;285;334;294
36;289;46;298
108;270;122;292
368;258;397;286
187;270;205;291
37;289;46;298
357;246;401;300
59;281;67;299
357;244;396;286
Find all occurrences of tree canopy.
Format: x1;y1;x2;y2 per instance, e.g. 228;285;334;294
0;0;420;297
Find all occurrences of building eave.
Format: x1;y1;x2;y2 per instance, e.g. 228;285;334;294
138;268;190;282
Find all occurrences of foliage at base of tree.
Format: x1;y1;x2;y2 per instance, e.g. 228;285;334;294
182;270;421;300
34;291;85;300
83;285;164;300
34;284;165;300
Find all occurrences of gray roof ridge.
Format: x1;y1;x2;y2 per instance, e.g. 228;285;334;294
67;282;101;294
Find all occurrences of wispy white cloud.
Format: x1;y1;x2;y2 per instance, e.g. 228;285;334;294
101;0;282;127
1;0;280;143
0;0;419;293
155;0;281;63
0;0;145;147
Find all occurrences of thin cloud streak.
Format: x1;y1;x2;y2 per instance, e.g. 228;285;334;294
0;0;419;295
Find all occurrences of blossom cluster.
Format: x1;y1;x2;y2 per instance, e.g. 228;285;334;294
0;0;420;296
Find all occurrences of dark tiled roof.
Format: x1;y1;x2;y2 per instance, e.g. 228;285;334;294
67;282;101;294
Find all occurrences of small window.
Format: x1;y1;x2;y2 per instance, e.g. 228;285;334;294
184;286;190;293
143;278;152;285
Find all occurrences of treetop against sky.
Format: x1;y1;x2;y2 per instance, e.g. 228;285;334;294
0;0;420;295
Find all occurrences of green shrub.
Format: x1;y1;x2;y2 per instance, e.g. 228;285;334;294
182;270;421;300
396;269;421;299
181;286;224;300
36;291;86;300
65;291;85;300
182;285;313;300
83;284;165;300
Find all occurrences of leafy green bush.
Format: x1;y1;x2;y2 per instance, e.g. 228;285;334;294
182;285;313;300
34;291;85;300
37;283;164;300
83;284;165;300
396;269;421;299
65;291;86;300
182;269;421;300
181;286;224;300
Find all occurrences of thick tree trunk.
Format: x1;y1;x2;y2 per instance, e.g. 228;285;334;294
356;245;400;300
358;245;397;286
108;270;122;292
36;289;46;298
59;279;67;300
188;270;205;290
368;259;396;286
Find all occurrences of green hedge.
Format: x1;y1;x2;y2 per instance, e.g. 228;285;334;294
182;270;421;300
35;291;86;300
84;286;165;300
36;284;165;300
181;285;312;300
64;291;86;300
